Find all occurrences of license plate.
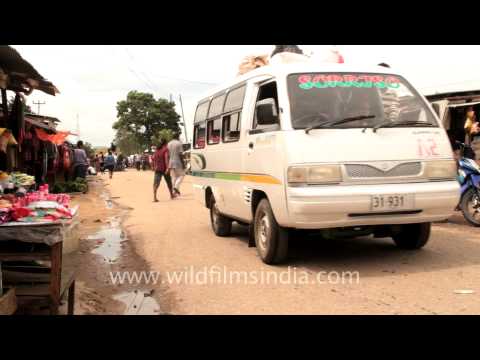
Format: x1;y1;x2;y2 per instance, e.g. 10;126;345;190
370;194;414;211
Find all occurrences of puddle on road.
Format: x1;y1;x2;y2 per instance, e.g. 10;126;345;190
113;290;161;315
88;217;126;263
91;184;161;314
100;192;114;209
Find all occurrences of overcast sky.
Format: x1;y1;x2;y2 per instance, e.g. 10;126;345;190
11;45;480;147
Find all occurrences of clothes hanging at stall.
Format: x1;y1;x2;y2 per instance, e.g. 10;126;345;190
61;143;72;171
7;93;25;150
0;128;17;153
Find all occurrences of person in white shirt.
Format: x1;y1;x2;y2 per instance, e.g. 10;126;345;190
167;132;185;196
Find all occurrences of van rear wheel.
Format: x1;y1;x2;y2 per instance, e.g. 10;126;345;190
210;196;232;237
392;223;431;250
254;199;288;264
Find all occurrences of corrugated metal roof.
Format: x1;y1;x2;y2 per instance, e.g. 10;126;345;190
0;46;59;96
25;116;57;132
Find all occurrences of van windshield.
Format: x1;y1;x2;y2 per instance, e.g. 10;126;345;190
287;73;438;130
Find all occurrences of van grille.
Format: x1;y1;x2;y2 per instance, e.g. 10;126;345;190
345;162;422;178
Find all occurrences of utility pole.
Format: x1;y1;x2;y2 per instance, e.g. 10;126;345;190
169;94;173;103
33;100;46;115
179;94;188;144
76;113;80;141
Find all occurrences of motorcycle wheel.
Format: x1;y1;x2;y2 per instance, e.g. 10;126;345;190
460;187;480;226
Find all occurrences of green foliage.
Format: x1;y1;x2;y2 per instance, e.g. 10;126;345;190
114;128;143;155
82;142;95;159
152;128;175;146
52;178;88;194
113;91;181;151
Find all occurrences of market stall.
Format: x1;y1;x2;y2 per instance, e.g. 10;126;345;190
0;45;78;314
427;89;480;147
0;184;78;314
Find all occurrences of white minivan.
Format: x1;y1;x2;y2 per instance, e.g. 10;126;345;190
190;60;459;264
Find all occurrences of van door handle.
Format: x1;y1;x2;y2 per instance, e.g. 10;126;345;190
248;142;254;149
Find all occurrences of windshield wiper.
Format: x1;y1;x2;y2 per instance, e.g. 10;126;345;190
305;115;376;134
372;119;436;133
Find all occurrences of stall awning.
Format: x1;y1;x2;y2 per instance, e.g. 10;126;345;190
25;117;56;132
0;46;59;96
34;128;72;145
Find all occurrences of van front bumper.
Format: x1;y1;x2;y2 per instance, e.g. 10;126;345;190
285;181;460;229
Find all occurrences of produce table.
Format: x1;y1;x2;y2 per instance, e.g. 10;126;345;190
0;210;79;315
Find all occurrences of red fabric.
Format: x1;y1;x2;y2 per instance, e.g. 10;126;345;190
63;146;71;170
152;147;169;172
11;207;32;221
34;128;71;145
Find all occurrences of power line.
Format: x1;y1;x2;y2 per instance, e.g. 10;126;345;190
104;45;156;93
124;47;159;91
124;46;218;87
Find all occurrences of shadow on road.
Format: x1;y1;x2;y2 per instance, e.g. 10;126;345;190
227;222;480;279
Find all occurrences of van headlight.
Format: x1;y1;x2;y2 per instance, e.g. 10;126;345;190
424;160;457;180
287;165;342;185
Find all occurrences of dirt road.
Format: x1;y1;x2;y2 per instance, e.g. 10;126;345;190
103;169;480;315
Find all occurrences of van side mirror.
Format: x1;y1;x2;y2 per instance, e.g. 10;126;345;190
256;98;279;125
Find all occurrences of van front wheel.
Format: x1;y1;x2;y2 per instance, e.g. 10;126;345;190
254;199;288;264
392;223;431;249
210;196;232;237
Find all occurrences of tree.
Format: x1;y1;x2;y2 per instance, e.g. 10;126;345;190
113;91;181;150
83;142;95;159
114;128;144;155
152;128;175;145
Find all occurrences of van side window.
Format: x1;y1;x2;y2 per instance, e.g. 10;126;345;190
207;118;222;145
195;101;210;122
208;94;226;119
253;81;280;132
193;122;206;149
193;101;209;149
223;112;241;142
224;85;246;113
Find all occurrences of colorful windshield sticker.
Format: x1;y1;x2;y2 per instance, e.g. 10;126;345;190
417;138;439;157
298;74;401;90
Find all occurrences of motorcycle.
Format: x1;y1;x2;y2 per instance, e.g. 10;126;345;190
455;141;480;226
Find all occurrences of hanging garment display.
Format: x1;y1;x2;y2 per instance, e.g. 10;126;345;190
0;128;17;153
62;144;72;171
42;146;48;184
7;93;25;150
32;132;40;161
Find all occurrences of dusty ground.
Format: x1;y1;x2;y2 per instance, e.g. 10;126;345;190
98;169;480;315
65;175;163;315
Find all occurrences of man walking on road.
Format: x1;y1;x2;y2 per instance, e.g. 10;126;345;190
104;150;116;179
167;132;185;196
73;140;89;179
153;139;175;201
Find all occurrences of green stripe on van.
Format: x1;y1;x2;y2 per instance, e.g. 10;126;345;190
192;171;240;180
191;171;281;185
